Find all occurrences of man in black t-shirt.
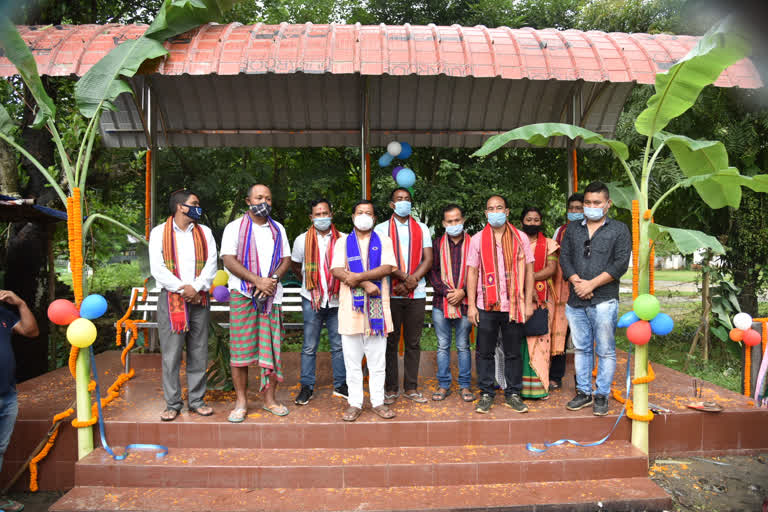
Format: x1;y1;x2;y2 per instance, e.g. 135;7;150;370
0;289;39;512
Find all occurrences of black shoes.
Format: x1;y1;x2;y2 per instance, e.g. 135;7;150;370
504;394;529;413
593;394;610;416
333;383;349;399
295;385;313;405
566;391;594;411
475;393;494;414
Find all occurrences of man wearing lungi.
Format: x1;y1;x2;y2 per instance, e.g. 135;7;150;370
149;189;218;421
221;184;291;421
331;200;397;421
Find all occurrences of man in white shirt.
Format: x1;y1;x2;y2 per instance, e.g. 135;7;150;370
374;188;433;405
149;190;218;421
220;184;291;422
291;199;347;405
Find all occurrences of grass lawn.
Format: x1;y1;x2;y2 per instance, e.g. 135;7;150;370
621;268;699;283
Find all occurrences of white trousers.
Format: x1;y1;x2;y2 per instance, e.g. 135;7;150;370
342;334;386;408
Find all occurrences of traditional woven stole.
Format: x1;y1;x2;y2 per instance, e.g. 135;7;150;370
555;223;568;245
346;230;385;336
480;222;523;323
533;232;548;304
305;224;341;311
389;216;423;298
162;217;208;333
236;215;283;314
439;233;470;319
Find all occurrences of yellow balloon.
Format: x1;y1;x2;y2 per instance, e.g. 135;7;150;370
213;270;229;288
67;318;97;348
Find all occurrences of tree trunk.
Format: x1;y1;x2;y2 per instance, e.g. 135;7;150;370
0;139;19;196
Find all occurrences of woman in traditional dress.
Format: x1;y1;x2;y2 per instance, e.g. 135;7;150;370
519;207;559;400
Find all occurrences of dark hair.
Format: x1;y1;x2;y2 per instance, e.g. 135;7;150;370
566;193;584;207
584;181;610;199
390;187;411;201
247;183;271;197
310;198;331;212
169;189;195;215
520;206;543;223
352;199;376;216
442;203;464;219
486;194;508;208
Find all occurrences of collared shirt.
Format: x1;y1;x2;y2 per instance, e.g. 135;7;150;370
465;226;535;312
429;235;469;316
291;229;346;308
374;217;431;299
0;305;19;395
559;216;631;307
220;216;291;304
148;220;218;294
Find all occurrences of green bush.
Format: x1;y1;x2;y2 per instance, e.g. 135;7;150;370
58;262;144;295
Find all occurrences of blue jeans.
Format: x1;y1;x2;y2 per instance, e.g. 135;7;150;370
566;299;619;397
0;389;18;472
300;298;345;389
432;308;472;389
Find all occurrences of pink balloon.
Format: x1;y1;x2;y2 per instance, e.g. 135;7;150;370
743;328;761;347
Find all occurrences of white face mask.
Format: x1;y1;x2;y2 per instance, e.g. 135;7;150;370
353;213;374;231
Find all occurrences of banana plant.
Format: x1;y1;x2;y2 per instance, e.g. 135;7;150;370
0;0;240;459
473;19;768;454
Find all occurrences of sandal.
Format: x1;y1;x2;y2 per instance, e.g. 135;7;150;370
431;388;451;401
372;405;396;419
262;403;290;417
403;391;428;403
342;406;363;422
188;404;214;416
0;497;24;512
384;392;399;405
227;407;248;423
549;380;562;390
460;388;476;402
160;407;180;422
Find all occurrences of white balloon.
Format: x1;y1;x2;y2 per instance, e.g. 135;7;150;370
387;141;402;157
733;312;753;330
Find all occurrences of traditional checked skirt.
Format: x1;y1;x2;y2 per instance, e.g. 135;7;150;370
229;290;284;391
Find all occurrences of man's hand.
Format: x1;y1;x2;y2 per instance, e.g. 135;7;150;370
363;281;380;297
0;290;24;307
180;285;198;302
467;305;480;327
191;293;204;305
404;274;419;290
393;283;409;296
252;276;277;296
446;288;465;306
572;278;594;299
346;272;363;288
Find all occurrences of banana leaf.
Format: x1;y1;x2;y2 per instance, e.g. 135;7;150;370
0;104;16;137
649;224;725;255
605;182;635;210
145;0;240;41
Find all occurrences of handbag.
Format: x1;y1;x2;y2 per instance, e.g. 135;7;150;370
524;306;549;336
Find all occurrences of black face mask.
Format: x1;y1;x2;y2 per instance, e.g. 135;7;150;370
522;224;541;235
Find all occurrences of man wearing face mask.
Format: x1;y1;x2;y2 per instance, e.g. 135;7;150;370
467;195;535;414
221;184;292;421
291;198;347;405
374;188;433;404
549;193;584;390
149;189;218;421
428;204;475;402
331;200;397;421
559;182;630;416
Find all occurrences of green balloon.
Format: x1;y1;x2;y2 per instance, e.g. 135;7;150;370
633;294;660;321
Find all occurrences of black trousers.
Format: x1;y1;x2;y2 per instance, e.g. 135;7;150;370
385;298;426;393
550;327;570;382
476;309;524;397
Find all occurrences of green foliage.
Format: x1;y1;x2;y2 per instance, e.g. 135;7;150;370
58;262;144;295
206;321;233;390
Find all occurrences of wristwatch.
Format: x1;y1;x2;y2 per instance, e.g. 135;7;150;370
270;273;279;280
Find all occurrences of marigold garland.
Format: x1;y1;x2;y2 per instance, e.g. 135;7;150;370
631;200;640;300
611;362;656;422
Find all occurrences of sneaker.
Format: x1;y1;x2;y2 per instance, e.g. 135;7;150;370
504;393;529;413
295;385;313;405
475;393;494;414
566;391;593;411
333;384;349;399
593;394;610;416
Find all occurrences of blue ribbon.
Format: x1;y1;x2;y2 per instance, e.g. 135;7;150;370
89;347;168;460
526;352;632;453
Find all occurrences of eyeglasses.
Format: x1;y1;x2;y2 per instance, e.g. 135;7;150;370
583;239;591;258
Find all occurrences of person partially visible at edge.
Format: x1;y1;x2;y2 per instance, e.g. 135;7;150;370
221;184;291;422
466;194;535;414
148;189;218;422
428;204;476;403
291;198;347;406
0;289;39;512
331;200;397;422
518;207;559;400
549;192;584;390
559;181;631;416
374;188;433;405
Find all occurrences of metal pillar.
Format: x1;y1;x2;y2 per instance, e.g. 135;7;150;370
566;89;582;195
360;77;371;199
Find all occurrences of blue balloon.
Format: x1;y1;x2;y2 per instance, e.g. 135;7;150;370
80;294;108;320
396;168;416;188
650;312;674;336
378;153;394;167
617;311;639;328
398;142;413;159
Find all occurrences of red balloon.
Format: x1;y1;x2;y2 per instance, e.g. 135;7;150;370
729;328;744;342
627;320;652;345
743;328;762;347
47;299;80;326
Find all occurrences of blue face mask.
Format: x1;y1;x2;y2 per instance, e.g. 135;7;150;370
445;224;464;237
487;211;507;228
313;217;332;231
183;204;203;221
583;206;606;221
567;212;584;222
393;200;412;217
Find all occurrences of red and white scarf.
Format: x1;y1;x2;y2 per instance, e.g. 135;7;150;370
305;224;341;311
162;217;208;333
389;216;423;298
480;222;524;323
439;233;470;319
532;232;548;304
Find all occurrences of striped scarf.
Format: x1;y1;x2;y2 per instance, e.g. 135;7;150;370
389;216;423;298
162;217;208;333
439;232;470;319
305;224;341;311
533;232;548;304
346;230;385;336
480;222;524;323
237;215;283;314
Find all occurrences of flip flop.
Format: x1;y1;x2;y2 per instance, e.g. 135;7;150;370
188;404;214;416
342;406;363;422
0;497;24;512
384;392;399;405
160;407;180;422
431;388;451;401
403;391;428;403
262;404;290;417
372;405;396;419
227;407;248;423
460;388;476;402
